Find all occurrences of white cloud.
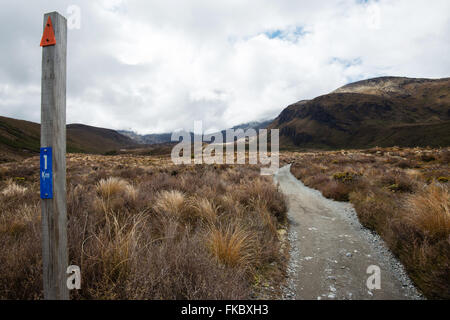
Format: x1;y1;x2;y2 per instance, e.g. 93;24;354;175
0;0;449;133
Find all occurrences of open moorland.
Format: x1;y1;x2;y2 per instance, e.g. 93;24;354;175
283;147;449;299
0;154;287;299
0;146;448;299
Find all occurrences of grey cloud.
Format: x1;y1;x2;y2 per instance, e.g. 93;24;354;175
0;0;449;133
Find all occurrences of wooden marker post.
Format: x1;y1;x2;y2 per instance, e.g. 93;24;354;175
40;11;69;300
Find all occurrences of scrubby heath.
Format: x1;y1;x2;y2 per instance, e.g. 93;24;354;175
0;154;287;299
284;147;449;299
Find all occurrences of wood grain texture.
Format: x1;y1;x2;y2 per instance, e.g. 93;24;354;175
40;11;68;300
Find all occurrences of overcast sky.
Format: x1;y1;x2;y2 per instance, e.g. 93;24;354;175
0;0;449;134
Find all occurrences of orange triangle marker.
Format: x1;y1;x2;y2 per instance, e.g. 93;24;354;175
40;16;56;47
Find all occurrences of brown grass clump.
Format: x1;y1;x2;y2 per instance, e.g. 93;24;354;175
208;223;258;269
1;181;28;197
154;190;186;217
379;170;417;193
350;190;398;232
186;196;218;224
405;184;450;241
126;223;250;299
234;177;287;223
0;200;41;299
321;180;353;202
97;177;130;199
94;177;139;214
81;212;145;299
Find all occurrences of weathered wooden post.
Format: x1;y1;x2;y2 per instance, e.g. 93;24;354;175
40;11;69;300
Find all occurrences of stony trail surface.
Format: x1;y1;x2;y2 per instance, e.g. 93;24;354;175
274;165;423;300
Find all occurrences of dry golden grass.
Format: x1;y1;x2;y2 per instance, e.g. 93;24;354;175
97;177;130;199
154;190;186;217
250;198;279;236
0;153;287;299
405;184;450;241
1;181;28;197
93;177;139;214
208;223;258;269
186;196;218;224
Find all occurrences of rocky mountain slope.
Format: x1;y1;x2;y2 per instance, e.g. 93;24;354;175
269;77;450;149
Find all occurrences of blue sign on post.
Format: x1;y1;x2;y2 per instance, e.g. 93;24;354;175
40;147;53;199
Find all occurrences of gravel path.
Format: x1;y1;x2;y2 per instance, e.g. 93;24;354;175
274;165;423;300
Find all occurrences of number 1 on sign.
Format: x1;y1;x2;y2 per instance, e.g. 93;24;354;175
40;147;53;199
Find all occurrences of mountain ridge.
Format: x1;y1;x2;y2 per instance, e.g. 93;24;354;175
2;76;449;160
119;119;273;144
0;116;137;160
269;76;450;149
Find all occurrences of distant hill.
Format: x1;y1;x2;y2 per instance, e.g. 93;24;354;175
66;124;138;153
230;119;273;132
118;130;172;145
120;119;273;144
0;116;137;160
269;77;450;149
217;120;273;142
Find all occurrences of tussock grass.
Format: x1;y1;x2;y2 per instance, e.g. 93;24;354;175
1;181;28;197
0;154;287;299
94;177;139;214
154;190;186;217
97;177;130;199
186;197;218;224
208;223;258;269
405;184;450;241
